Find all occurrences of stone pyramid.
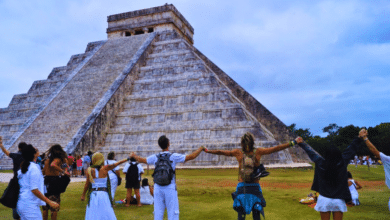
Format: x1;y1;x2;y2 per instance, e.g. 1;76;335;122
0;4;310;169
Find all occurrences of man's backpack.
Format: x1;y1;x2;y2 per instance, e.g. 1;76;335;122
126;162;139;184
152;153;174;186
240;153;256;183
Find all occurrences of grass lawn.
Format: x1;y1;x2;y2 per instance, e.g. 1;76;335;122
0;165;388;219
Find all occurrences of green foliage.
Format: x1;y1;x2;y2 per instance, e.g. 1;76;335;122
289;122;390;157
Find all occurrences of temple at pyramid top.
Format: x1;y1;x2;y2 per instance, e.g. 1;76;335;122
0;4;310;169
106;4;194;44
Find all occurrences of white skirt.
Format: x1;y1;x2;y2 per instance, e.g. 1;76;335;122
85;191;117;220
315;195;347;212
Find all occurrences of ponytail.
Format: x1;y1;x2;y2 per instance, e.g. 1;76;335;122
20;144;36;174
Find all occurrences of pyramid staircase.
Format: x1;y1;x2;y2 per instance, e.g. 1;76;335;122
98;31;307;166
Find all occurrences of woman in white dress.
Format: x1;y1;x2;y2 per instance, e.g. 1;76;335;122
139;178;154;205
104;151;122;201
17;144;59;220
81;152;129;220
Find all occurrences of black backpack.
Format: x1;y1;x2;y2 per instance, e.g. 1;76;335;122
126;162;139;184
152;153;174;186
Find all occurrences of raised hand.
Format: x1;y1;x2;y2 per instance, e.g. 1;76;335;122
359;129;368;138
295;136;304;144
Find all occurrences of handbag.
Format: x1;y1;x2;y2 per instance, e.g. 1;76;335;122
0;176;20;208
114;171;122;186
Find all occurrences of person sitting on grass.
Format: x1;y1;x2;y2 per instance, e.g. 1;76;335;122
359;128;390;211
80;152;130;220
347;171;362;206
139;178;154;205
297;130;364;220
205;132;301;220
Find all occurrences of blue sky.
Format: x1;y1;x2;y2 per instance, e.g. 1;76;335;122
0;0;389;136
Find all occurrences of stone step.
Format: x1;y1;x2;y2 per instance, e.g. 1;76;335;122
6;103;42;111
0;123;25;131
153;38;185;46
152;40;190;54
132;75;217;93
66;53;88;67
107;120;259;134
148;48;191;58
0;109;39;122
125;86;229;102
47;66;68;81
8;94;28;106
136;71;205;83
145;50;196;66
118;102;242;117
140;59;205;71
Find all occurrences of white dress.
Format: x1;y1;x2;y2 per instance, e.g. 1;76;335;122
140;186;154;205
85;169;116;220
17;162;46;220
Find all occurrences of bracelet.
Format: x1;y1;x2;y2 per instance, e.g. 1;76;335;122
289;141;294;147
364;137;368;141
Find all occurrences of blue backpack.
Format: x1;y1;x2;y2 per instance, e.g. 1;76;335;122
152;153;174;186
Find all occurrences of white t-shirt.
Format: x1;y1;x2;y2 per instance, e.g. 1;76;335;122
18;162;45;206
123;162;144;181
380;152;390;189
146;152;186;189
105;160;118;180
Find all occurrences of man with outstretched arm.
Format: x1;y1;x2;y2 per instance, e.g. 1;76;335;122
0;136;27;220
130;135;206;220
359;128;390;211
205;132;302;220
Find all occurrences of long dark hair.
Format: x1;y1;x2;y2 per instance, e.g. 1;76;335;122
48;144;67;164
323;146;343;184
20;144;37;174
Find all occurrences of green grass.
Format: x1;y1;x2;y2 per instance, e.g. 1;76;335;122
0;165;388;219
0;170;13;173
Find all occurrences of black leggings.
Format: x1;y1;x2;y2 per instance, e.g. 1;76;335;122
238;210;261;220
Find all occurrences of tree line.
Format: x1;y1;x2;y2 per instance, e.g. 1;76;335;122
288;123;390;157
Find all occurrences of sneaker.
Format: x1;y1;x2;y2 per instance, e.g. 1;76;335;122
251;164;270;179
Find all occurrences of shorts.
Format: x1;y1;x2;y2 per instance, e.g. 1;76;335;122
126;180;140;189
77;166;82;171
42;194;61;212
314;195;347;212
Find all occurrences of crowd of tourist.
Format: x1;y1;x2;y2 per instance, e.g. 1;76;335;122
0;128;389;220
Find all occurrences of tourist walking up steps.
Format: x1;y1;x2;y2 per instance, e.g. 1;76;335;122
42;145;70;220
17;144;59;220
0;137;27;220
359;128;390;211
131;135;206;220
205;132;300;220
81;152;129;220
297;130;364;220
